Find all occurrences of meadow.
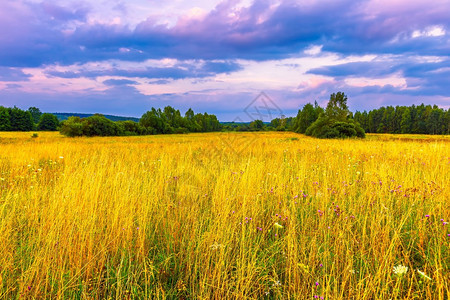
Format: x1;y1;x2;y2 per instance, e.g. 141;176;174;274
0;131;448;299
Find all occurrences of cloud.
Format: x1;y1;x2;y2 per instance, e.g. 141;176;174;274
103;79;138;86
1;0;449;67
0;0;449;117
0;67;32;81
45;60;242;79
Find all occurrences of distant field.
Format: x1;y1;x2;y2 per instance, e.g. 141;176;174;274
0;132;448;299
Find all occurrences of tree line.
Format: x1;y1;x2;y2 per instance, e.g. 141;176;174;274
353;104;450;135
60;107;222;137
292;100;449;136
1;94;449;137
0;106;59;131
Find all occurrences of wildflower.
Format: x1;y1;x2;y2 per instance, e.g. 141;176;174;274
315;282;319;287
272;280;281;287
393;265;408;276
274;222;283;229
417;270;432;281
425;215;430;218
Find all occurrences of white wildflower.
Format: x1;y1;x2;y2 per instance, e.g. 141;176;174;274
393;265;408;276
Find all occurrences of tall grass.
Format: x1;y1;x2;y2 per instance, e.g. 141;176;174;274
0;131;448;299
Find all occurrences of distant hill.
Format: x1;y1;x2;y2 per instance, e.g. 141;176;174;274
51;113;140;122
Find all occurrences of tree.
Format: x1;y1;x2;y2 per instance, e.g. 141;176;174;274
400;108;411;134
60;116;84;137
325;92;350;121
249;119;264;131
294;103;318;133
28;107;42;124
8;107;34;131
305;92;365;139
140;109;163;134
37;113;59;131
82;114;123;136
0;106;11;131
118;120;145;135
429;108;442;135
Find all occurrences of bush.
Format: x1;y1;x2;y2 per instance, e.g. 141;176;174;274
60;117;84;137
82;114;124;137
304;92;365;139
37;113;59;131
117;120;145;136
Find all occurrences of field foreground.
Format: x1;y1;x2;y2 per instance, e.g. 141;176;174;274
0;132;449;299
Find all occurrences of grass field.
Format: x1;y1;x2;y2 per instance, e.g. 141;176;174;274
0;131;449;299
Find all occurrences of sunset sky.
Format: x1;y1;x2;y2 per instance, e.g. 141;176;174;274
0;0;449;120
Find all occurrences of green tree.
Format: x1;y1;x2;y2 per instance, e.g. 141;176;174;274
37;113;59;131
429;108;442;134
305;92;365;139
400;108;411;134
8;107;34;131
82;114;123;136
325;92;350;121
28;107;42;124
249;119;264;131
60;116;84;137
118;120;145;135
0;106;11;131
294;103;322;133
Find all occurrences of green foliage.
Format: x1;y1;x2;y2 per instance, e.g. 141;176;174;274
31;133;38;138
81;114;123;136
325;92;349;121
60;117;84;137
305;92;365;139
355;104;449;135
37;113;60;131
28;107;42;124
293;101;323;133
249;119;264;131
59;106;222;137
0;106;11;131
117;120;146;136
8;107;34;131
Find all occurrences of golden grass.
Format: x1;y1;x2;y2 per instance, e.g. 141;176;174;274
0;131;449;299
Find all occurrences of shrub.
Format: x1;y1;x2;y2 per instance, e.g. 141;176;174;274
60;117;84;137
37;113;59;131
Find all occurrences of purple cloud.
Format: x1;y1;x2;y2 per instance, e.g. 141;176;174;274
1;0;449;66
0;0;449;119
0;67;31;81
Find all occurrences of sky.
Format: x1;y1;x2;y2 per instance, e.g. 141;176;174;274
0;0;449;121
